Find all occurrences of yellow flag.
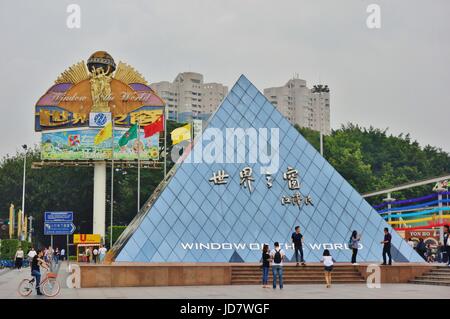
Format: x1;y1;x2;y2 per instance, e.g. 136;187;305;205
17;209;22;239
23;215;28;240
9;204;14;239
171;124;191;145
94;122;113;145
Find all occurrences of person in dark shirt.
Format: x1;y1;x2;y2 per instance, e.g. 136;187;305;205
416;238;427;261
291;226;305;266
261;244;270;288
31;250;49;296
443;225;450;266
380;227;392;265
349;230;361;265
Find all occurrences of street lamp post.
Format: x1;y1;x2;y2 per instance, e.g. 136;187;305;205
433;184;447;244
383;192;396;224
21;144;27;242
320;130;323;156
28;216;33;243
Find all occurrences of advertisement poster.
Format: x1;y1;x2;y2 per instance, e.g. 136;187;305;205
41;128;160;161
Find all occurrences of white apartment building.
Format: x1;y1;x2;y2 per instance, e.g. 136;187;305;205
150;72;228;123
264;78;331;135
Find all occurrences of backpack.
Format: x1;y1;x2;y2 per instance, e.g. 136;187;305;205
274;249;282;264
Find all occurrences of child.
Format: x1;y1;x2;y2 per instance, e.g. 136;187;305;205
320;249;336;288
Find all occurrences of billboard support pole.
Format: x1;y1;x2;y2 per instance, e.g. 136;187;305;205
21;146;27;240
438;192;443;243
66;234;69;262
93;162;106;239
28;215;33;243
137;121;141;213
110;120;115;248
164;106;167;177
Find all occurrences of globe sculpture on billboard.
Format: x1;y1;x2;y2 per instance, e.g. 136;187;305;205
35;51;165;161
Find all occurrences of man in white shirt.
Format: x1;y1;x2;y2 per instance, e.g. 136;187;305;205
269;242;285;289
28;247;37;260
60;248;65;261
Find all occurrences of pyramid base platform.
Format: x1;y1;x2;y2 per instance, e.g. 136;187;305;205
78;262;434;288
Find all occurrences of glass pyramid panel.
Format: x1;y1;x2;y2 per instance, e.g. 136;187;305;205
112;75;424;263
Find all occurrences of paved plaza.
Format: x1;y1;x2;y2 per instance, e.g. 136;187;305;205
0;262;449;299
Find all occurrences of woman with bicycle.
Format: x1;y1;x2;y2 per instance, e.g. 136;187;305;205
19;250;60;297
31;250;49;296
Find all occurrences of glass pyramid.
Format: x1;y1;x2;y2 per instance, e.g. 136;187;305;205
111;75;424;263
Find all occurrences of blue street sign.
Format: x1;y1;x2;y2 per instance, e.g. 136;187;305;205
44;212;73;222
44;222;76;235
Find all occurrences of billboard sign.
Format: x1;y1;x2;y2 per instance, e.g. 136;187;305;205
73;234;101;244
41;128;160;160
34;52;165;132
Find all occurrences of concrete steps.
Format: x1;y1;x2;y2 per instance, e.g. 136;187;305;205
410;266;450;286
231;264;365;285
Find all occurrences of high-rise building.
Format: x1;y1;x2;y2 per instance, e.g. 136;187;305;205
264;77;331;135
150;72;228;123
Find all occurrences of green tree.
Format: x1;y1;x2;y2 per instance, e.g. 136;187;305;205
295;123;450;205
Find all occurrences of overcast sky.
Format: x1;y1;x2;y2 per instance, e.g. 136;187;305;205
0;0;449;158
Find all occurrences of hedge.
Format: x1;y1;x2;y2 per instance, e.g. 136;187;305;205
105;226;127;248
0;239;32;260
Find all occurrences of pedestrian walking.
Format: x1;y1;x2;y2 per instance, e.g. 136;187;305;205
426;244;434;263
416;238;427;261
43;247;49;263
261;244;270;288
15;247;24;271
47;246;55;270
85;247;91;263
443;225;450;267
47;246;54;267
27;247;37;264
320;249;336;288
291;226;305;266
93;247;99;264
381;227;392;265
54;248;60;265
349;230;361;265
60;248;66;261
270;242;285;290
98;245;107;264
